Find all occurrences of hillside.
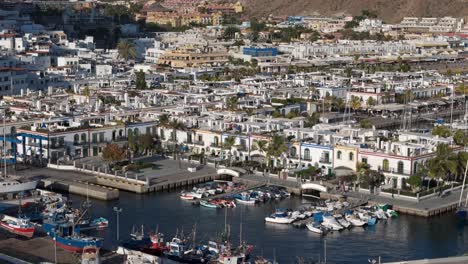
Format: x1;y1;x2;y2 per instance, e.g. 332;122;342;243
239;0;468;23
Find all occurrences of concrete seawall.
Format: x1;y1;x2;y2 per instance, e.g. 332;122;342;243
39;179;119;200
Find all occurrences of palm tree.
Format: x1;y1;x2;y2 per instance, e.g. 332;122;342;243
427;143;457;183
226;96;238;111
331;97;345;112
255;140;268;170
158;114;170;127
267;134;288;169
223;136;236;166
449;151;468;181
117;40;137;61
350;96;361;112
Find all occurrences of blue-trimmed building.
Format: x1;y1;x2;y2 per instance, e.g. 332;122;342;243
243;47;278;57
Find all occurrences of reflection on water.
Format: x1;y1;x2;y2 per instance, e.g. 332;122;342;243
68;191;468;264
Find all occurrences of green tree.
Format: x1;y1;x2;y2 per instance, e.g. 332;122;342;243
127;131;138;154
304;112;320;128
135;70;147;90
366;97;376;107
454;83;467;95
450;151;468;181
453;130;467;146
117;40;137;61
255;140;269;170
158;114;170;127
360;119;373;129
267;134;288;168
332;97;345;111
226;96;238;111
407;175;422;192
427;144;457;182
350;96;361;112
222;26;240;39
431;126;451;138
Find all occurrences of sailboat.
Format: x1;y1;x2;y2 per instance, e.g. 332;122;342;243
456;160;468;220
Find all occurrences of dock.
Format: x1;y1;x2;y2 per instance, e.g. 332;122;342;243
39;179;119;200
0;233;123;264
383;255;468;264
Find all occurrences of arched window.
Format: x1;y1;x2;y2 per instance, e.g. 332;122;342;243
304;148;310;160
397;161;404;174
349;152;354;161
74;134;79;144
112;130;116;140
118;129;123;137
214;136;219;146
134;128;139;136
413;161;418;174
382;159;389;171
337;151;342;160
290;147;297;158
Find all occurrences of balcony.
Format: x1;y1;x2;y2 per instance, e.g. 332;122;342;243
319;158;331;164
380;168;411;176
210;143;221;148
234;145;247;151
193;141;204;146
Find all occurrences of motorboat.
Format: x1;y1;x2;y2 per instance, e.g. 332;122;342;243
0;179;37;194
333;214;351;228
321;215;343;231
265;209;296;224
306;221;328;234
344;213;367;227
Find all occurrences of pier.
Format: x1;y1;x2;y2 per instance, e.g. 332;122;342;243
39;179;119;200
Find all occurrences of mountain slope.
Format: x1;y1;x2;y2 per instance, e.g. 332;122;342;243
240;0;468;23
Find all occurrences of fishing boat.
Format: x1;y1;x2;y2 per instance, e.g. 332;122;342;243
122;225;166;256
306;221;328;234
90;217;108;230
200;200;219;209
81;245;101;264
264;209;296;224
321;214;343;231
44;211;104;252
164;237;208;263
116;246;163;264
0;215;35;238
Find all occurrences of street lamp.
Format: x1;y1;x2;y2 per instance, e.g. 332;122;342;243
113;206;122;241
0;107;6;177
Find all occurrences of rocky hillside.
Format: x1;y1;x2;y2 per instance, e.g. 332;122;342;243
239;0;468;23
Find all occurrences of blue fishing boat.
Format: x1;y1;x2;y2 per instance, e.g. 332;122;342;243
43;212;104;252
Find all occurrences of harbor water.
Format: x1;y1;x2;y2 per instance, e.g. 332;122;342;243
69;191;468;264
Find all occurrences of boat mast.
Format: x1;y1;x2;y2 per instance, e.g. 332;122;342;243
458;160;468;207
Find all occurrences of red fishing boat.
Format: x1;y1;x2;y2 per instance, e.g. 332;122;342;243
0;215;35;238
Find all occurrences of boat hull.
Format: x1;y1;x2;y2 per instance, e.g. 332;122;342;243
0;222;35;238
50;233;104;253
0;180;37;194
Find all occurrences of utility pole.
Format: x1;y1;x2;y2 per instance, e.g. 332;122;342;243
113;206;122;241
324;239;327;264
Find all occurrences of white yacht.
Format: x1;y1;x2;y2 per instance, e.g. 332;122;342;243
0;179;37;194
